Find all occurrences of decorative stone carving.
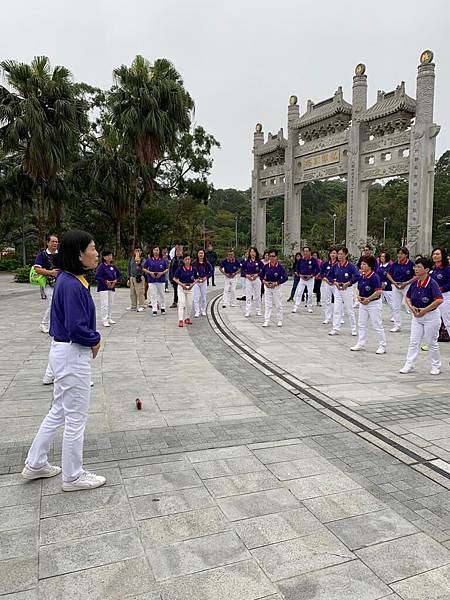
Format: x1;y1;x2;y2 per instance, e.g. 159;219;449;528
361;160;410;180
295;131;348;156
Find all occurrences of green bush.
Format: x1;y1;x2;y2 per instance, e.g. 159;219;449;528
14;266;31;283
0;257;22;271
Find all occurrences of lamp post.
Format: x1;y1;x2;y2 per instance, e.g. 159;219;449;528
281;221;284;254
332;213;337;244
383;217;387;244
234;216;238;250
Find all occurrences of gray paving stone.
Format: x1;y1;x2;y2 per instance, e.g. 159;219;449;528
39;528;145;578
278;559;392;600
356;532;450;583
159;560;275;600
186;446;253;463
328;509;418;550
150;530;250;581
267;456;339;480
139;507;230;547
38;557;156;600
0;527;38;560
287;471;362;500
0;504;38;532
392;563;450;599
0;557;38;596
131;486;215;520
40;504;135;545
0;590;37;600
303;489;387;523
217;488;300;521
192;456;266;479
203;471;281;498
40;485;128;518
251;528;354;581
121;459;188;478
0;484;40;508
124;470;203;497
251;443;319;464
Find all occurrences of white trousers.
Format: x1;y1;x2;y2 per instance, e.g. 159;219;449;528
264;285;283;323
440;291;450;335
41;285;54;326
27;341;92;482
357;300;386;347
322;282;335;323
245;278;261;314
149;282;166;311
404;310;441;369
99;290;114;323
332;287;356;332
382;290;394;319
392;285;410;328
178;287;193;321
223;277;237;306
193;281;207;315
294;278;314;309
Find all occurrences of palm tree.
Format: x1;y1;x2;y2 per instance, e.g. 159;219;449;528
0;56;88;244
109;56;194;246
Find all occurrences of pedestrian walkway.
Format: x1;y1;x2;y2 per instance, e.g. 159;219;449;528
1;276;450;599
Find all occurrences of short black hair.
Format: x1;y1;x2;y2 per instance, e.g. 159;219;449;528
54;230;94;275
360;255;377;270
415;256;433;270
338;246;349;255
363;244;372;251
102;249;113;259
302;245;311;252
268;248;278;256
46;233;58;243
397;246;409;257
380;251;391;262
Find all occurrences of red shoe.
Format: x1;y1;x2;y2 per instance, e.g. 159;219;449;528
184;318;193;325
178;320;184;327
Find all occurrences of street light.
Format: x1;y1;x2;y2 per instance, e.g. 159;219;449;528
332;213;337;244
383;217;387;244
234;216;238;250
281;221;284;254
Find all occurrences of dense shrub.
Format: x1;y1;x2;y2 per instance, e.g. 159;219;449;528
14;266;31;282
0;257;22;271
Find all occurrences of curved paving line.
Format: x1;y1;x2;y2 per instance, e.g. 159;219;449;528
207;293;450;490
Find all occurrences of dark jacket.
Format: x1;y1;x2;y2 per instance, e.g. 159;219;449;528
169;256;184;282
206;250;218;266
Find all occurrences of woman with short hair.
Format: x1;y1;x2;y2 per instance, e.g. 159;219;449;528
377;251;394;322
430;247;450;337
143;245;169;316
192;248;213;317
22;230;105;490
328;246;359;336
387;247;416;332
241;246;264;317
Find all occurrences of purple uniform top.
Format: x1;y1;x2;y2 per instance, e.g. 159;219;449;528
260;261;288;285
357;271;382;298
388;259;415;283
174;266;198;285
407;276;443;309
241;259;264;277
377;262;393;292
220;258;240;275
329;261;359;286
94;263;122;292
144;258;169;283
193;261;213;280
294;257;320;278
50;271;100;347
320;260;337;283
430;264;450;293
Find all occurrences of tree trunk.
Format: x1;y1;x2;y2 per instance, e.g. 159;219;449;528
36;184;46;247
115;219;122;259
21;197;26;266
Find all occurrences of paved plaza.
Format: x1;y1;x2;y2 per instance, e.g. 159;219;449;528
1;273;450;599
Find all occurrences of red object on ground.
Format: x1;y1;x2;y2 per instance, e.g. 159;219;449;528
178;320;184;327
136;398;142;410
185;318;193;325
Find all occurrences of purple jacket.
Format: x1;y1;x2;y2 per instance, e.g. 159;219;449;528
95;262;122;292
260;262;288;285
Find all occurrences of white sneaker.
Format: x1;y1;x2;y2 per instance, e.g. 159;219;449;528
328;330;339;336
307;308;313;313
137;307;145;312
201;311;206;316
126;307;136;311
262;321;269;327
340;319;345;325
291;307;298;313
90;381;94;387
42;375;54;385
231;303;237;307
102;321;110;327
39;324;49;334
390;326;401;333
109;319;116;324
390;317;395;322
430;367;441;375
399;365;414;374
351;330;357;336
22;463;61;480
194;313;200;318
152;311;157;316
256;310;262;316
376;345;386;355
244;312;250;317
277;321;283;327
322;320;329;325
350;344;365;351
62;470;106;492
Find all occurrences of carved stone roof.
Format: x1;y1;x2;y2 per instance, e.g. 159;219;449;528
255;129;287;156
359;82;416;122
295;87;352;129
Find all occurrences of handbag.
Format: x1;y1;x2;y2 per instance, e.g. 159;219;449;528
29;266;47;287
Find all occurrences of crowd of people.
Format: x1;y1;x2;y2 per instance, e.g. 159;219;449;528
23;230;450;492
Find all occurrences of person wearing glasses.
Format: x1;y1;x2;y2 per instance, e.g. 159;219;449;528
260;249;288;327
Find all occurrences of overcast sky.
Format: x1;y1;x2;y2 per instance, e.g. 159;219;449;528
1;0;449;190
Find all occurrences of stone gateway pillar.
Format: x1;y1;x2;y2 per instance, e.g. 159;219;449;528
407;51;440;256
251;124;265;252
284;96;301;254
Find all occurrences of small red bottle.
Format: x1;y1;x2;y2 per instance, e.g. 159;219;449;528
136;398;142;410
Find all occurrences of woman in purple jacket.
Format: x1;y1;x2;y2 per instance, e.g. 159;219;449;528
95;249;122;327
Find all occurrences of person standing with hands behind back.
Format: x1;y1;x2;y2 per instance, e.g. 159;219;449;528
220;249;241;308
95;249;122;327
173;254;198;327
260;249;288;327
22;230;105;491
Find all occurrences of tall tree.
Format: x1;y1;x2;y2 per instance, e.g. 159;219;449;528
0;55;89;243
